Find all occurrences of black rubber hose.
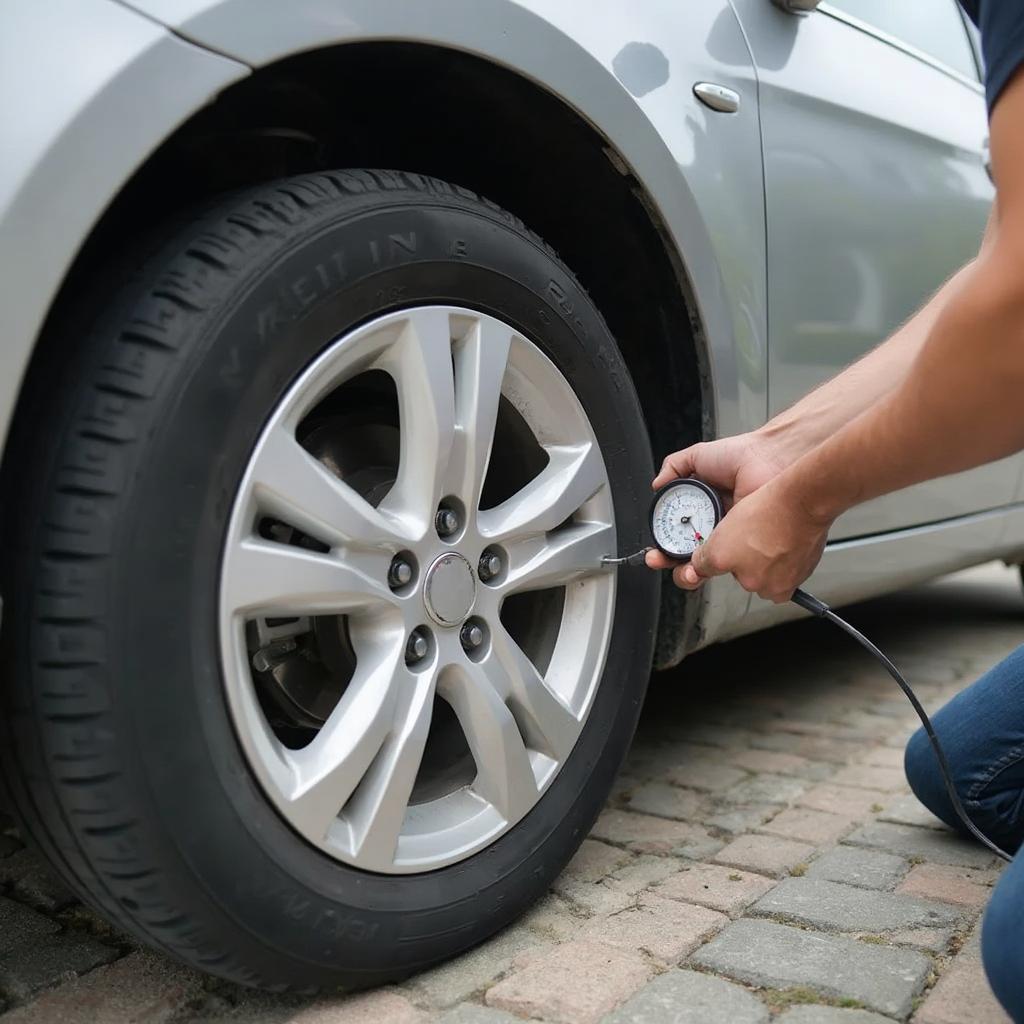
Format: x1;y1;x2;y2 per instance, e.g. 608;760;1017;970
791;588;1012;863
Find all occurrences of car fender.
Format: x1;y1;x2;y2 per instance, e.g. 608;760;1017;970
119;0;768;443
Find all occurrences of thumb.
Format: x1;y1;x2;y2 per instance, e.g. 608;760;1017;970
689;538;722;580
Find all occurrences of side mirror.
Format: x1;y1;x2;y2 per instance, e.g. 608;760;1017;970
770;0;821;13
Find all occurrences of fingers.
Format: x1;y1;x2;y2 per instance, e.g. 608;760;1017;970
645;547;707;590
644;549;676;570
652;446;700;489
672;563;705;590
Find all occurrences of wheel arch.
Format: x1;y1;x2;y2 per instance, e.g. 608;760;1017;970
4;2;766;664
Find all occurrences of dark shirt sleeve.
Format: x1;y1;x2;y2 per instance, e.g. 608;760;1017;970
961;0;1024;111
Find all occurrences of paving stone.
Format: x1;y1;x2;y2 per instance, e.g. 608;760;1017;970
679;726;759;749
606;855;684;895
580;893;725;963
552;876;635;917
887;927;953;953
0;897;60;957
608;774;643;802
691;919;931;1018
0;851;76;911
755;734;864;764
960;920;983;959
406;928;544;1008
844;822;997;868
287;991;423;1023
655;753;745;790
518;894;582;941
798;784;882;819
0;934;120;1002
806;847;908;890
437;1006;521;1024
776;1008;893;1024
0;950;203;1023
880;794;947;830
663;761;748;794
896;862;996;908
655;862;775;915
623;782;702;821
854;746;906;769
192;989;315;1022
704;805;777;834
764;718;879;742
913;954;1011;1024
560;840;634;884
752;877;962;932
712;834;815;878
591;810;723;860
602;969;769;1024
485;939;652;1024
829;765;907;792
760;807;855;845
730;750;831;781
722;774;809;806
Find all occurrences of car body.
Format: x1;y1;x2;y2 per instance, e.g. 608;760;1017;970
2;0;1013;659
0;0;1015;989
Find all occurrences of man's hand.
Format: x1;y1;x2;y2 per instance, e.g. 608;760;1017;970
646;431;790;572
666;476;832;602
651;431;788;503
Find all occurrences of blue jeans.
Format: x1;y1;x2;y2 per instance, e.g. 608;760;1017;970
905;645;1024;1023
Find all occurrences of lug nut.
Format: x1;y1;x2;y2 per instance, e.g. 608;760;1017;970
406;628;430;664
388;557;413;589
478;552;501;582
460;622;485;651
435;507;460;538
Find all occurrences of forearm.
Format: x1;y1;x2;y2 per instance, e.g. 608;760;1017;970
784;250;1024;521
759;259;977;465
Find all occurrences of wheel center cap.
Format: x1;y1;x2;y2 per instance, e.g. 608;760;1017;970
423;553;477;626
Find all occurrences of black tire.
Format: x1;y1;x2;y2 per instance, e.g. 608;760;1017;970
0;170;658;990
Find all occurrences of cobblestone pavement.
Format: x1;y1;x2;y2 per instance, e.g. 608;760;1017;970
2;563;1022;1023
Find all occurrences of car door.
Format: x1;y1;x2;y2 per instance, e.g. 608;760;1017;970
729;0;1016;540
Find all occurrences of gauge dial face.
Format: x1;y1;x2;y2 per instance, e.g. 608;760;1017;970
650;480;723;560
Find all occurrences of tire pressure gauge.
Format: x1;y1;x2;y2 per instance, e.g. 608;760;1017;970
650;479;723;561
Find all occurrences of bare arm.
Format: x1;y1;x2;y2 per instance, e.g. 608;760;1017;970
650;229;991;516
758;255;984;467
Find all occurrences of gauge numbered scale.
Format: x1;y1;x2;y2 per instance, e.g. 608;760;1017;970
650;479;724;561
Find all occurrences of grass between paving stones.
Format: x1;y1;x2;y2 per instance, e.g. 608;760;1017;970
761;987;867;1012
56;905;133;952
789;863;808;877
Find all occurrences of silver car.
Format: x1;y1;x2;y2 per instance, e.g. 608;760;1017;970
0;0;1005;990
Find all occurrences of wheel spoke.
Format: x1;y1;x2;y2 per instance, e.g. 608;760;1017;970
477;442;604;542
249;425;408;549
440;662;540;822
285;637;405;841
448;318;513;508
222;537;391;617
347;674;436;866
502;521;615;594
379;308;457;521
489;626;580;761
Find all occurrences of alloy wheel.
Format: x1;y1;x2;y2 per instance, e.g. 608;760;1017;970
219;306;617;872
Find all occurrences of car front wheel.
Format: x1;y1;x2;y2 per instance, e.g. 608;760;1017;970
0;170;658;989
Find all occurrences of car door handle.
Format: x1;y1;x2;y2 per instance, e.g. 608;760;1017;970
983;137;994;183
770;0;821;13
